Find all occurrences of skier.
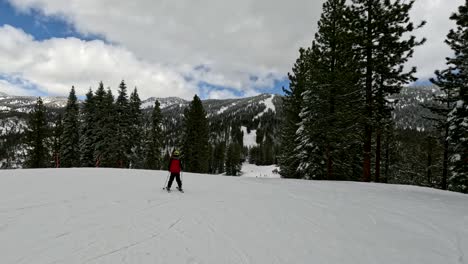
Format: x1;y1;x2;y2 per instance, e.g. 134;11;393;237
166;150;183;192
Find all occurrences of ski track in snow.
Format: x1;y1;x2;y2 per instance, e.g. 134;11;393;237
0;168;467;264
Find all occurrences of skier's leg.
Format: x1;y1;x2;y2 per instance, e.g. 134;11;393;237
167;173;176;189
176;173;182;189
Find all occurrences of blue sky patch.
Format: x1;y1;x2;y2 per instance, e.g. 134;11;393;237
0;1;105;41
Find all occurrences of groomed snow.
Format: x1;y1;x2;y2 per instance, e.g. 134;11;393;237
254;95;276;119
241;162;280;178
0;169;467;264
241;126;257;148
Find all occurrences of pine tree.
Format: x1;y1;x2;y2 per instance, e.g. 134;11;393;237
25;97;49;168
145;100;163;170
129;88;144;168
93;84;117;167
52;113;63;168
349;0;425;182
101;88;119;167
60;86;80;167
225;143;241;176
432;1;468;193
93;83;107;166
213;142;226;174
279;48;311;178
115;80;131;168
295;0;361;180
182;95;210;173
80;88;96;167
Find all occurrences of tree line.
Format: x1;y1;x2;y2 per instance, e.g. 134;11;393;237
279;0;467;193
24;81;243;176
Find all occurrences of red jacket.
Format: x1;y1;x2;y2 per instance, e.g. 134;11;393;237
168;158;182;173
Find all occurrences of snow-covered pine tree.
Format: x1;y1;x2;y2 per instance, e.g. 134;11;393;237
101;88;119;167
432;1;468;193
25;97;49;168
80;88;96;167
93;84;117;167
296;0;361;180
144;100;163;170
279;48;310;179
371;0;425;182
115;81;131;168
182;95;210;173
60;86;80;167
129;88;144;169
92;83;107;166
51;113;63;168
349;0;425;182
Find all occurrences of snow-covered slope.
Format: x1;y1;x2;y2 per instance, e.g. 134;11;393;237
141;97;188;110
0;169;466;264
241;162;280;178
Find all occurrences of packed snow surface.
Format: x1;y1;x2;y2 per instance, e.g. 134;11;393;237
241;126;257;148
241;162;280;178
0;168;467;264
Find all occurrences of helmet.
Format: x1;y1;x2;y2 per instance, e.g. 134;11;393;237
173;150;180;157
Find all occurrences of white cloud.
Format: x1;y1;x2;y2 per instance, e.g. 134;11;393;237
206;89;240;100
2;0;465;98
6;0;325;93
409;0;464;80
0;25;198;99
0;79;35;96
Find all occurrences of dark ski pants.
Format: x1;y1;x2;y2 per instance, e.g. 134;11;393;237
167;172;182;189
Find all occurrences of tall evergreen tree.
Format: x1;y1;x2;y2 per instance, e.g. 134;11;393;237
279;48;311;179
295;0;361;180
145;100;163;170
432;1;468;193
115;80;131;168
225;143;242;176
60;86;80;167
349;0;425;182
102;88;119;167
182;95;210;173
129;88;144;168
93;84;117;167
52;113;63;168
93;83;107;166
25;97;49;168
80;88;96;167
212;142;226;174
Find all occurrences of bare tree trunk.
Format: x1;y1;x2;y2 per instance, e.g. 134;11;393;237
362;0;373;182
442;125;449;190
375;129;381;182
427;137;433;187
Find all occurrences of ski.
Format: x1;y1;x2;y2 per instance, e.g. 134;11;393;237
162;187;183;193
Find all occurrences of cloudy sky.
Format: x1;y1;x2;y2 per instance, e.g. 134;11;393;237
0;0;464;99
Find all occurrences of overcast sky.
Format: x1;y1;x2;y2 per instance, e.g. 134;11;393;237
0;0;464;99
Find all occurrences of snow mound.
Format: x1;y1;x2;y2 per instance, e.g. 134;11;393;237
0;168;467;264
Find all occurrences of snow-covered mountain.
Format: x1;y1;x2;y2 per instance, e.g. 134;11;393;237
0;92;280;117
0;86;442;169
390;85;442;132
0;94;68;113
0;168;466;263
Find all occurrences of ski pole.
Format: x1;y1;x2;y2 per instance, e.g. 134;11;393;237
163;172;170;189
